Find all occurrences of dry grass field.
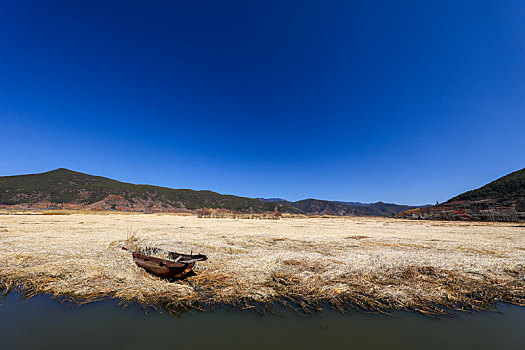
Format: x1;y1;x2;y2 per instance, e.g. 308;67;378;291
1;212;524;315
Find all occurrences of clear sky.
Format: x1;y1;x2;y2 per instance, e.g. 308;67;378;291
1;1;524;205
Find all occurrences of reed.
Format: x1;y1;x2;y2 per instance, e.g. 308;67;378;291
0;213;524;316
196;208;282;220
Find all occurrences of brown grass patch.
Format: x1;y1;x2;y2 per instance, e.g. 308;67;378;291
1;214;524;316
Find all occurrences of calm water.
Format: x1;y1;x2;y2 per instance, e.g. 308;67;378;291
1;293;524;350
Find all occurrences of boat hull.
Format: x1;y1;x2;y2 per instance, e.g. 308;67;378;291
132;252;196;279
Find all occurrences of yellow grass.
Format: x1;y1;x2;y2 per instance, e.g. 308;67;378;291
0;213;524;315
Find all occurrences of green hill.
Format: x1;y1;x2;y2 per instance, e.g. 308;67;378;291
0;168;299;213
448;168;525;205
400;167;525;221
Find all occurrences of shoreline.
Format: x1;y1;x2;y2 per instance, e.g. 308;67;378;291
1;277;523;317
1;285;524;318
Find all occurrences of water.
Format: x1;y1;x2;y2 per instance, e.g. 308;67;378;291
1;293;524;349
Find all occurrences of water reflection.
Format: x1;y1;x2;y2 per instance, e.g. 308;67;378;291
1;292;524;349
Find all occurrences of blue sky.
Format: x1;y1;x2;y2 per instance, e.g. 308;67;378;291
1;1;524;205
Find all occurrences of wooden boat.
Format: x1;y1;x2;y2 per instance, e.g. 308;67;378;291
123;246;207;279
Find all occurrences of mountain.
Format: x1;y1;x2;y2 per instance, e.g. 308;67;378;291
291;199;381;216
366;202;422;215
0;168;300;213
447;168;525;209
0;168;425;216
401;168;525;221
335;201;371;207
256;198;420;216
257;198;290;203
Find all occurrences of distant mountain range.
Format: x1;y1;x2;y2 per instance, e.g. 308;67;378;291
0;168;421;216
258;198;421;216
4;167;523;220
